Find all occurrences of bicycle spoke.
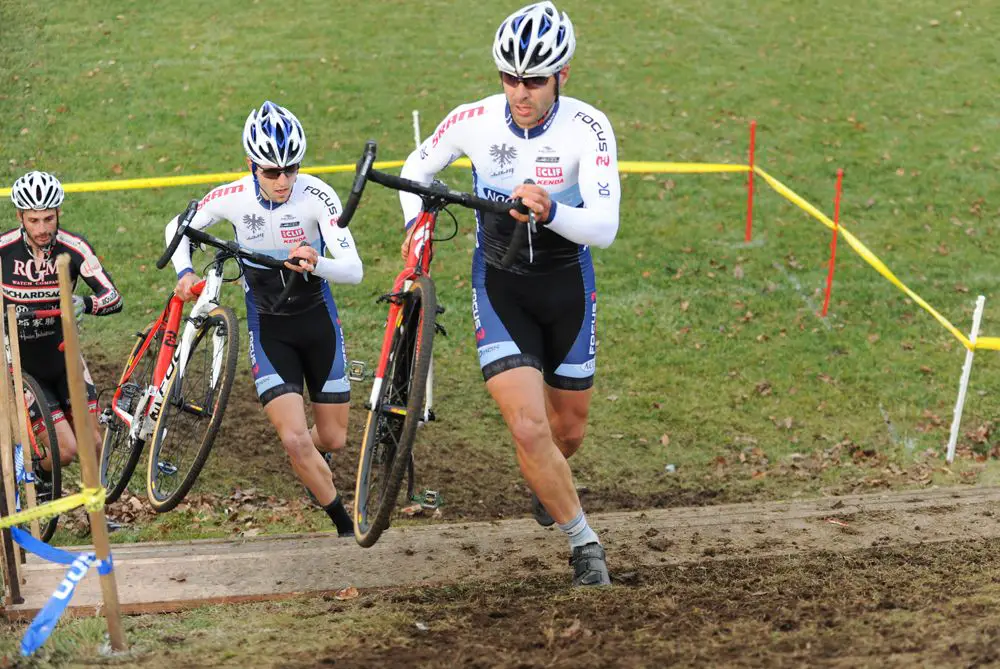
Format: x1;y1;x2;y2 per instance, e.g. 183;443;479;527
147;307;238;511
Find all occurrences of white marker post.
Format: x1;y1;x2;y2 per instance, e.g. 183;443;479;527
946;295;986;464
412;110;421;150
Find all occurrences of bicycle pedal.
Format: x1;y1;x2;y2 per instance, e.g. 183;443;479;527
348;360;368;382
418;489;441;510
436;304;446;314
435;322;448;337
425;409;436;422
157;461;179;476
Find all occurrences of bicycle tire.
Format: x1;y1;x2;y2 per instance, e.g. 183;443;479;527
101;326;159;504
20;373;62;543
354;275;436;547
146;306;238;512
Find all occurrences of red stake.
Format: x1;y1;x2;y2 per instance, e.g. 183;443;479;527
821;169;844;317
745;120;756;242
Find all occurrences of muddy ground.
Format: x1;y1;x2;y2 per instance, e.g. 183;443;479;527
9;488;1000;667
20;356;995;668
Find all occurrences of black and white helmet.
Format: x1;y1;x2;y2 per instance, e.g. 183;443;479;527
493;2;576;78
10;171;65;210
242;101;307;168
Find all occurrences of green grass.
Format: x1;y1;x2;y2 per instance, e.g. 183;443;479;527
4;0;1000;577
4;0;1000;508
4;0;1000;663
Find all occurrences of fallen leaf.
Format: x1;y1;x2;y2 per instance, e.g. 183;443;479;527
733;265;745;280
560;620;583;639
680;300;690;312
401;504;424;517
335;586;359;600
660;434;671;447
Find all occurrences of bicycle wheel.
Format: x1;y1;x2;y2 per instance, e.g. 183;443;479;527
355;275;436;547
101;326;159;504
20;373;62;543
146;306;238;512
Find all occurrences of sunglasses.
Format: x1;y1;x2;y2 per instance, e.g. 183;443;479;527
255;163;300;179
500;72;551;90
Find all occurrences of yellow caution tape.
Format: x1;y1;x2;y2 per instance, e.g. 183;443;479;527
753;166;974;351
0;487;106;530
975;337;1000;351
2;157;990;352
0;161;408;196
0;159;748;196
620;162;749;174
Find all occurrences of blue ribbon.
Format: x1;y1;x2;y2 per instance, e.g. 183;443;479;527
11;527;113;656
13;443;35;513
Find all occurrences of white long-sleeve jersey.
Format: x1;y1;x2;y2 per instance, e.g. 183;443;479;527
400;94;620;274
166;173;362;315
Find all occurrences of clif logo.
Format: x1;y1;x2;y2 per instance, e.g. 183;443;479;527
536;166;563;179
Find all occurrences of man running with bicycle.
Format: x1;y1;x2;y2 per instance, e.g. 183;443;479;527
168;101;363;537
399;2;620;585
2;171;124;490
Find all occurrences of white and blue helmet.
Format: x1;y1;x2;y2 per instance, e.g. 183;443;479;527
242;101;307;168
10;171;65;210
492;2;576;78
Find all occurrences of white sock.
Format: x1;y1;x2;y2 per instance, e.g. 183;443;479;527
558;510;600;549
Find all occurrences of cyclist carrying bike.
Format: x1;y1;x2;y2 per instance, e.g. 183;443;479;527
168;101;363;537
2;170;124;483
399;2;620;585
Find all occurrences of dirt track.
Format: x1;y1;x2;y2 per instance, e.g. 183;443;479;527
13;485;1000;612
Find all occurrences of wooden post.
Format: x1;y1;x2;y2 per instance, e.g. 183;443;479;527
0;470;22;606
7;305;42;539
0;300;25;595
56;255;127;651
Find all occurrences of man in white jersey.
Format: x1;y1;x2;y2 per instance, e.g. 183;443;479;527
399;2;619;585
168;101;363;536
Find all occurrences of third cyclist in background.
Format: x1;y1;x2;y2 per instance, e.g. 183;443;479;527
399;2;620;585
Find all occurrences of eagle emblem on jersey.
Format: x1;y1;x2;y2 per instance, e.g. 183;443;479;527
243;214;265;234
489;143;517;169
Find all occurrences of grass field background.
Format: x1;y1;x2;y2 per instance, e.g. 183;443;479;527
3;1;1000;525
4;0;1000;663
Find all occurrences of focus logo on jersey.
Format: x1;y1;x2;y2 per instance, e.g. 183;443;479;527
471;286;485;342
303;186;339;215
572;112;609;152
431;106;486;148
588;291;598;355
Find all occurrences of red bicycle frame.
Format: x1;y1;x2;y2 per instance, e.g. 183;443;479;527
372;210;439;381
110;281;204;427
